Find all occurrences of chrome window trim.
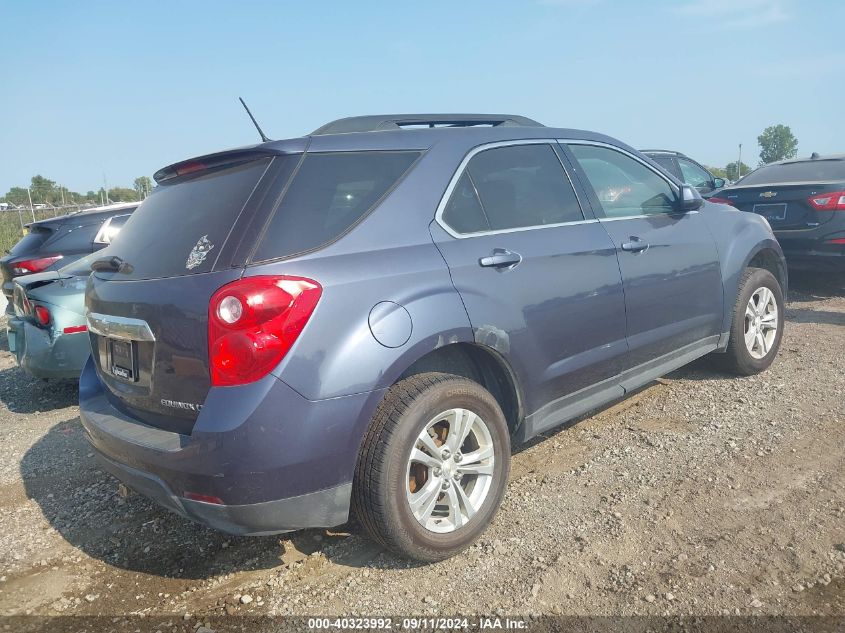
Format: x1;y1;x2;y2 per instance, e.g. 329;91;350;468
434;139;591;239
93;213;132;245
561;139;691;220
87;312;156;342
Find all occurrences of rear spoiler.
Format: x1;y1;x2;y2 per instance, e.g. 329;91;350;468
153;149;279;184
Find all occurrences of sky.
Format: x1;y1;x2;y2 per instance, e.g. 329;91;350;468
1;0;844;194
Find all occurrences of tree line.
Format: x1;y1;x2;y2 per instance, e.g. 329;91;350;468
0;175;153;207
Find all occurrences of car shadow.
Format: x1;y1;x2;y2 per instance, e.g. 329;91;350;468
787;270;845;302
22;418;390;580
0;365;78;413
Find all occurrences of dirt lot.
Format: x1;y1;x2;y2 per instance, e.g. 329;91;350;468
0;273;842;630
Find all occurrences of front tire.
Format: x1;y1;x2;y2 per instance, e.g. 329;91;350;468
353;372;510;562
714;267;784;375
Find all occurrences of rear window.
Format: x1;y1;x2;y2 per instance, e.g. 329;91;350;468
738;160;845;185
9;227;51;256
105;158;272;279
252;151;420;262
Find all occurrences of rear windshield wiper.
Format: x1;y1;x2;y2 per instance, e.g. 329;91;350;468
91;255;128;273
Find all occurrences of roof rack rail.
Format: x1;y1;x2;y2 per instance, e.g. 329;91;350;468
312;113;544;135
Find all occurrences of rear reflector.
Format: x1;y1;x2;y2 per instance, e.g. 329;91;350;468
12;255;62;275
808;191;845;211
63;324;88;334
708;197;734;206
208;275;322;387
34;305;51;326
826;238;845;244
183;492;224;505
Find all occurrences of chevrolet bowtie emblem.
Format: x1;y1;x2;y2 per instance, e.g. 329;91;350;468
760;191;777;198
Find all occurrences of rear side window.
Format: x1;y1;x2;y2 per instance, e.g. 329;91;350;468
650;155;680;178
253;151;420;261
738;160;845;185
441;143;584;234
106;159;272;279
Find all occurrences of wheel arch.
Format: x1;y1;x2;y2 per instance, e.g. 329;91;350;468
395;342;525;436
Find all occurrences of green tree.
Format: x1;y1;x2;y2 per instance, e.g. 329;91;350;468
29;175;57;204
3;187;30;206
133;176;153;199
725;161;752;181
707;165;728;179
758;124;798;165
107;187;138;202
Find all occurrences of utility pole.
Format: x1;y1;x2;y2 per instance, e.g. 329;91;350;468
27;188;35;222
737;143;743;180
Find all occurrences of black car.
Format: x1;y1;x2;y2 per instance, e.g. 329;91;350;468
712;154;845;272
642;149;726;196
1;202;138;312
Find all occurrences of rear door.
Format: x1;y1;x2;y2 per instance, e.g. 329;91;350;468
85;155;296;434
430;141;628;427
563;142;724;372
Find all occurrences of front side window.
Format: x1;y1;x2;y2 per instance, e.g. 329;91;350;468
677;158;713;190
441;143;583;234
568;144;677;218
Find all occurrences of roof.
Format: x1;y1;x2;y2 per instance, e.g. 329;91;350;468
640;149;689;158
775;153;845;165
311;113;544;135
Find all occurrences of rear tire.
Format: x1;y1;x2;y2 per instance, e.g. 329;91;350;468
713;267;784;375
352;372;510;562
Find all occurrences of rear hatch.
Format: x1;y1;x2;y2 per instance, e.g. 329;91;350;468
721;158;845;231
86;152;297;434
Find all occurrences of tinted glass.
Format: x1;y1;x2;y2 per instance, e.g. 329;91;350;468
568;144;677;218
651;155;680;178
677;158;713;189
254;151;420;261
9;228;50;256
463;144;583;231
442;173;489;234
737;160;845;185
106;158;272;279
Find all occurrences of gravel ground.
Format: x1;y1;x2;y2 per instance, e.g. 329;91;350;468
0;272;842;628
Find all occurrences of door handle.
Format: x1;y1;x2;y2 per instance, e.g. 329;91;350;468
621;237;649;253
479;249;522;269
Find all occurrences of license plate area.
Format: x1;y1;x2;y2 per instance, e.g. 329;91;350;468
752;203;787;221
109;338;137;382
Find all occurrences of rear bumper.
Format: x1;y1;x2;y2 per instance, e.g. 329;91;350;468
94;451;351;535
775;224;845;271
6;317;89;380
79;357;385;535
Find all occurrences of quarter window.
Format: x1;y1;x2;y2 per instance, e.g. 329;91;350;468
441;143;584;234
568;144;677;218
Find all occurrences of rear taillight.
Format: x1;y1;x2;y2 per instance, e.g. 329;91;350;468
12;255;62;275
208;276;322;387
34;305;51;327
827;238;845;244
708;197;734;206
808;191;845;211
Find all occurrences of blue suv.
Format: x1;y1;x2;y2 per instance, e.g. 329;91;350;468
80;114;786;561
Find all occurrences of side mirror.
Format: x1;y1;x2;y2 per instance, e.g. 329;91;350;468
713;177;726;189
678;184;704;212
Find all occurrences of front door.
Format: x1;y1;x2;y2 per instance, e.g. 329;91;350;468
563;142;724;372
430;141;628;432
